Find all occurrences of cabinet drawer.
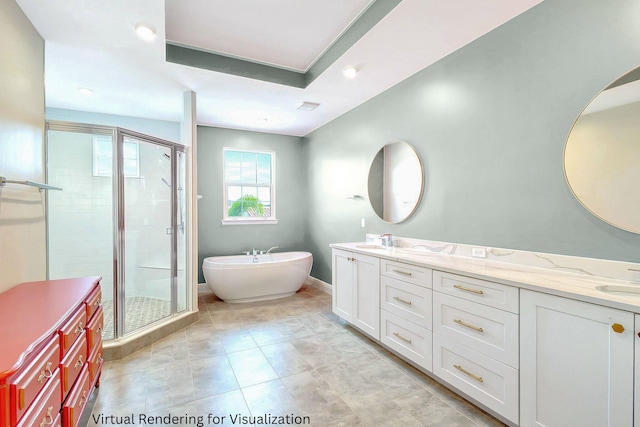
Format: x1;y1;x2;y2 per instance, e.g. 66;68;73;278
62;365;91;427
433;292;518;368
10;335;60;421
88;346;104;384
380;276;432;329
433;271;518;313
380;310;432;371
60;333;87;396
58;307;87;357
85;306;103;354
381;260;432;288
16;374;61;427
433;334;518;424
84;286;102;321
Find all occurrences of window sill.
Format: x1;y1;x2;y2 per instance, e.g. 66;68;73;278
221;218;279;225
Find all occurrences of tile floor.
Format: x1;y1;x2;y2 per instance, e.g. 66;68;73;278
89;285;506;427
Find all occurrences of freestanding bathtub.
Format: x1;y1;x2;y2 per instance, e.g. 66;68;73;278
202;251;313;303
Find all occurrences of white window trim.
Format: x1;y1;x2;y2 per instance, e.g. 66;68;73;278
222;147;277;225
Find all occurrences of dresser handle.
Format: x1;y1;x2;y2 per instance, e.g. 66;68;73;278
453;284;484;295
393;269;412;276
40;406;54;426
95;299;101;307
393;296;413;305
74;322;84;334
454;364;484;383
97;353;103;363
80;390;88;406
454;319;484;333
393;332;412;344
75;355;84;369
37;362;54;383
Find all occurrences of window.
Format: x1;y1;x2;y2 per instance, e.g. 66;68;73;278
93;135;139;177
222;148;277;225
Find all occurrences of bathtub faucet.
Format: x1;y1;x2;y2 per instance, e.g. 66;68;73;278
266;246;279;254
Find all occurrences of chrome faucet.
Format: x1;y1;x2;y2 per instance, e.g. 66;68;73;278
266;246;279;254
380;233;393;247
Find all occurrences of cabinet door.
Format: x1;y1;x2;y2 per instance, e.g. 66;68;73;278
520;290;633;427
352;253;380;340
332;249;353;321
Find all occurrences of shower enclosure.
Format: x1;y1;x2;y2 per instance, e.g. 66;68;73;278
46;122;188;340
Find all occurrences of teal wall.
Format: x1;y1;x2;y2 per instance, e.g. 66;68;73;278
197;126;306;282
303;0;640;283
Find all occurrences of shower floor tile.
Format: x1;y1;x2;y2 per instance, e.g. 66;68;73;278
89;285;506;427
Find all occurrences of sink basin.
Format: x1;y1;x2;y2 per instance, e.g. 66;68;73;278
595;285;640;297
355;244;386;249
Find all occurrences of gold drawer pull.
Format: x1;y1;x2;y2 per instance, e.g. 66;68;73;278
453;284;484;295
612;323;625;333
393;296;413;305
79;390;88;406
454;364;484;383
393;269;412;276
74;355;84;369
37;362;54;383
40;406;54;426
454;319;484;333
393;332;412;344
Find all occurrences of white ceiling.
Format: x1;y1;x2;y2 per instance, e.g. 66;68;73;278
16;0;543;137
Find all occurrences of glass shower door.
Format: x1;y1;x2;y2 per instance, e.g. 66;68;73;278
47;127;116;340
120;136;172;334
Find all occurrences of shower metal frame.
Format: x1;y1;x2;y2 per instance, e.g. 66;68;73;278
45;121;188;340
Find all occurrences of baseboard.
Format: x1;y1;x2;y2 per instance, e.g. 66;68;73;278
305;275;332;294
199;276;331;296
198;282;211;295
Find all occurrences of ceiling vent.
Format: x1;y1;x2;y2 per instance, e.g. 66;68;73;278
298;102;320;111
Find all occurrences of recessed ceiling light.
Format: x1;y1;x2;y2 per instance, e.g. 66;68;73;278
135;23;157;42
78;87;94;96
298;102;320;111
343;67;358;79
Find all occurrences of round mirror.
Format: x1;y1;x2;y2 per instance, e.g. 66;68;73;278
564;66;640;233
368;141;424;223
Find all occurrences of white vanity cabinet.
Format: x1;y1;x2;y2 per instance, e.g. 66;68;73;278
379;259;433;371
520;289;634;427
432;271;520;424
331;248;380;340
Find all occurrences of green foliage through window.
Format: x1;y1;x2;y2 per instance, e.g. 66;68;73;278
228;194;265;217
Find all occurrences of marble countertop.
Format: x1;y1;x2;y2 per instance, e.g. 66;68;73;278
331;241;640;313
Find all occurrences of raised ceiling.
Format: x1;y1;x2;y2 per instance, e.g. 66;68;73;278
15;0;543;137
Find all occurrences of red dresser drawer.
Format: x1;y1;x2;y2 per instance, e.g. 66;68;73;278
87;346;104;385
62;365;91;427
9;336;60;423
84;286;102;321
60;333;87;396
16;374;61;427
85;306;103;354
58;307;87;358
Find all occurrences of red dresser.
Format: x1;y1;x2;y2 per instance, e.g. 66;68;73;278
0;277;104;427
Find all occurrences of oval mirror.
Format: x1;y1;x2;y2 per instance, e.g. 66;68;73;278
564;66;640;234
368;141;424;223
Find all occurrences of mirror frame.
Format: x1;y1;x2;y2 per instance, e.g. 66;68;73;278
563;66;640;234
367;140;425;224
